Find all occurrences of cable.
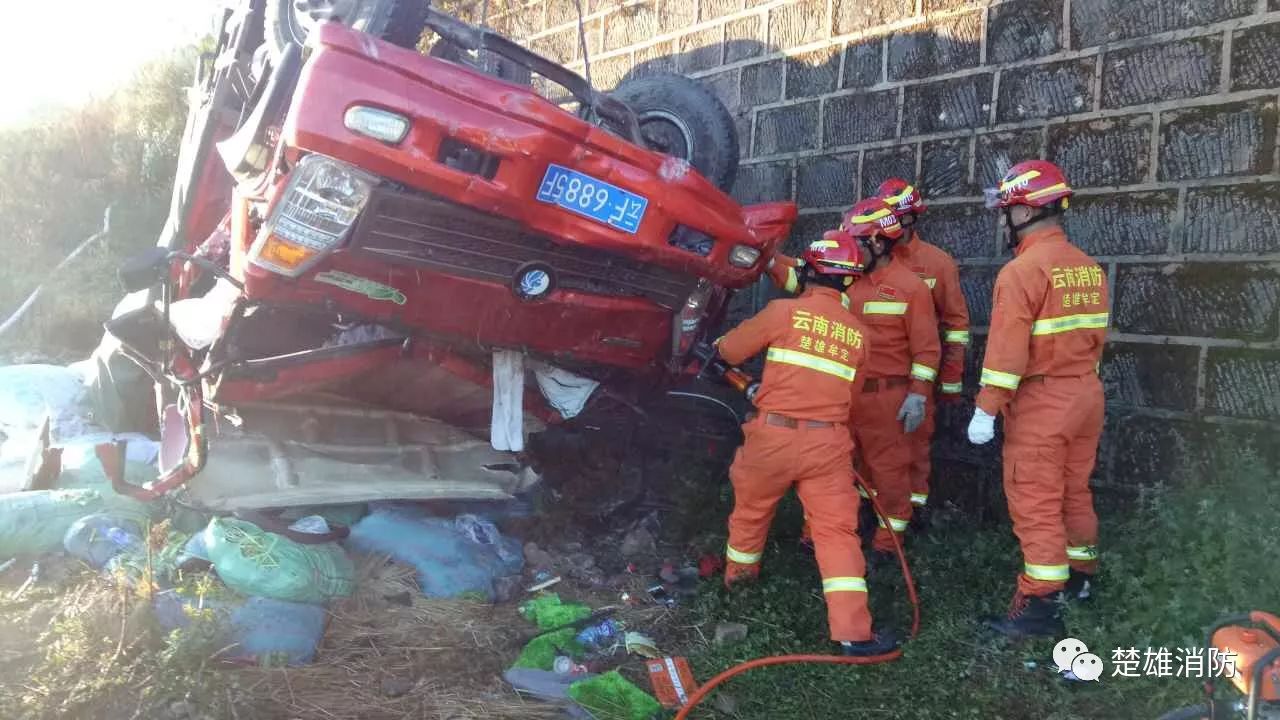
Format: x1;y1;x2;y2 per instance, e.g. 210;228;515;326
673;476;920;720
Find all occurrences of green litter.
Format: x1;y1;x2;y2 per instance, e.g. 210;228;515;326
513;627;584;670
520;593;591;630
202;517;354;605
568;671;662;720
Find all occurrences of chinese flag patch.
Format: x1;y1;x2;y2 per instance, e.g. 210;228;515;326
877;285;900;300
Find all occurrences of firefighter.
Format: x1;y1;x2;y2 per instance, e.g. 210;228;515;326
879;178;971;524
968;160;1109;638
718;234;898;657
766;201;940;562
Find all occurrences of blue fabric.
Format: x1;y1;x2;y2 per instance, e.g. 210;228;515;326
152;591;326;666
62;513;143;568
346;509;524;600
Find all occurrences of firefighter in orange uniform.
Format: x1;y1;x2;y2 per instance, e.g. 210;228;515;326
879;178;971;523
766;200;941;561
717;235;898;657
969;160;1109;637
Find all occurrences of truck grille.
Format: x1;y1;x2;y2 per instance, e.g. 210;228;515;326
348;188;698;309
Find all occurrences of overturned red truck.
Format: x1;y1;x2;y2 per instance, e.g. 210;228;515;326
97;0;795;510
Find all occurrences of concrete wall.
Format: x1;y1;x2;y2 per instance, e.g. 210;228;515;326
479;0;1280;488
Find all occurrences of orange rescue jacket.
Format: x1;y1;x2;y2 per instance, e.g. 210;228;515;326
767;255;940;396
895;231;970;396
976;224;1110;415
717;286;868;423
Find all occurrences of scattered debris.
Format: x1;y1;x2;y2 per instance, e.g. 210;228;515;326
527;575;563;593
567;670;663;720
647;656;699;709
619;526;656;557
624;631;661;659
714;621;749;645
523;541;556;569
521;594;592;631
712;690;739;715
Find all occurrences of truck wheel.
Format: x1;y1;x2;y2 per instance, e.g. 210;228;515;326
612;73;739;193
266;0;429;57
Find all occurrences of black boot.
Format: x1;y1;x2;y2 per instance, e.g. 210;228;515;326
839;629;900;657
1065;570;1096;602
857;504;877;544
908;505;931;535
866;549;896;574
983;593;1065;639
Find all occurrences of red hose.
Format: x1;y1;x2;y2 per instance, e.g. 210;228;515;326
674;476;920;720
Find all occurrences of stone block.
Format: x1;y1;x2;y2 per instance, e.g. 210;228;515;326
824;89;900;146
1205;348;1280;421
1102;36;1222;109
997;59;1095;122
700;70;741;112
787;46;841;100
754;102;820;156
976;129;1044;190
546;0;582;28
702;0;744;20
842;38;883;89
988;0;1064;64
677;26;724;73
632;41;677;78
796;154;858;208
1232;23;1280;92
1047;115;1151;187
1159;100;1278;181
732;162;794;204
902;74;994;135
659;0;699;33
770;0;828;51
1185;183;1280;254
916;204;996;259
835;0;914;35
860;146;916;199
590;54;633;91
725;16;765;63
1062;191;1177;256
1105;413;1209;488
1112;263;1280;341
959;265;999;326
734;111;753;159
742;60;784;105
533;27;579;63
1101;342;1200;412
887;12;983;81
920;138;972;198
1070;0;1253;48
604;2;660;52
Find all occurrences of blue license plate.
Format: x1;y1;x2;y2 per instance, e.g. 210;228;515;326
535;164;648;234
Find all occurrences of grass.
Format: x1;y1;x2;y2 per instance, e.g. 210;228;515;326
676;449;1280;720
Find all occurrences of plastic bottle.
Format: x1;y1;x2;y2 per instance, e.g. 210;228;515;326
575;618;621;648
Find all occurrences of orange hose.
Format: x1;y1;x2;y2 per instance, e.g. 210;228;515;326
674;476;920;719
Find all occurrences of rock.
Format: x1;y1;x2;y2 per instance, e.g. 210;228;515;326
523;542;555;570
714;622;749;645
563;542;584;553
619;527;656;558
712;691;739;715
493;575;522;603
381;676;415;697
566;552;596;569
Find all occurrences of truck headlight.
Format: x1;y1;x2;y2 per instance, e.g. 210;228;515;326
729;245;761;268
248;154;377;277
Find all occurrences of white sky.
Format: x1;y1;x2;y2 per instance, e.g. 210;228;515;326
0;0;221;126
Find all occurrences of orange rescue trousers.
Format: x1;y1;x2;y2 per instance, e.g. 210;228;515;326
851;380;914;554
725;418;872;642
1003;374;1102;597
908;393;937;510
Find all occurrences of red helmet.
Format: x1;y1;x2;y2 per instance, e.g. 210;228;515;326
878;178;926;217
841;197;905;242
985;160;1074;210
801;230;867;276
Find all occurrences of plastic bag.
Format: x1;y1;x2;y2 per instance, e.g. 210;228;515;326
0;489;147;556
62;513;144;568
152;590;327;666
203;517;354;605
346;510;523;601
0;365;96;442
567;671;663;720
455;514;523;570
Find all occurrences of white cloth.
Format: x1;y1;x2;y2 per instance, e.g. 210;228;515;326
166;278;241;350
490;350;524;452
529;361;599;420
968;407;996;445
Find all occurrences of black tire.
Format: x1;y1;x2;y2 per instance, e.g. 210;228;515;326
611;73;739;193
266;0;429;57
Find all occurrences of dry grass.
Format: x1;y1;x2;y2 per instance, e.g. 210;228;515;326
239;556;564;720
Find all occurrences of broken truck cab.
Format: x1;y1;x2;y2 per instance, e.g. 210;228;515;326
103;4;796;506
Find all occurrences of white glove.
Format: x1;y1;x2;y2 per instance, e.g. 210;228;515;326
968;408;996;445
897;393;927;433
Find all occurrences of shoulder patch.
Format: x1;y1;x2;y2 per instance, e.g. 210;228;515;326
877;285;900;300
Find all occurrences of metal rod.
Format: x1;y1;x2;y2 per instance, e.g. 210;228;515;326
575;0;591;86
